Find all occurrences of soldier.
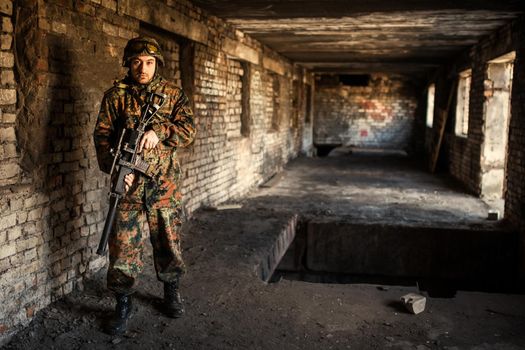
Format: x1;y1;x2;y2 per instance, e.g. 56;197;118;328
93;36;196;335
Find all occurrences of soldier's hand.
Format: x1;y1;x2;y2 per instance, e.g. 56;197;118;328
124;173;135;192
139;130;159;152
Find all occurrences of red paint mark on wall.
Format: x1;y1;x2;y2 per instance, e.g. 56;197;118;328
360;130;368;137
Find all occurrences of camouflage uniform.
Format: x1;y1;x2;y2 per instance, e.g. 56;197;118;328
94;73;195;295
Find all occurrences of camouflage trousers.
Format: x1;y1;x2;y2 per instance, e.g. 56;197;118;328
107;207;185;295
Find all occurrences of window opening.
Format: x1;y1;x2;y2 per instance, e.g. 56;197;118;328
426;84;435;128
339;74;370;86
455;69;472;137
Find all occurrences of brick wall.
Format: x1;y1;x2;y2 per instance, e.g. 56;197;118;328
437;16;525;281
442;16;525;223
313;74;418;150
225;58;243;139
506;19;525;229
438;51;484;193
0;0;312;342
0;0;16;185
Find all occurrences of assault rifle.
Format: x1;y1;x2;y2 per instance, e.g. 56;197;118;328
97;91;167;255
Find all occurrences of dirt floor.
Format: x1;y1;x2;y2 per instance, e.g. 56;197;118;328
4;150;525;349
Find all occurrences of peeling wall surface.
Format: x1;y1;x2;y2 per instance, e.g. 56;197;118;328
0;0;312;340
314;75;417;150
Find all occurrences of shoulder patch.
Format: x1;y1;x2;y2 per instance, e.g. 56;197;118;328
104;80;129;96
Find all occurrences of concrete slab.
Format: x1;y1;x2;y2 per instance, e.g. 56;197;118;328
302;220;518;288
251;150;519;289
246;148;501;228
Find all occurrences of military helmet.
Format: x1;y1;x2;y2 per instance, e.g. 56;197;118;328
122;36;165;67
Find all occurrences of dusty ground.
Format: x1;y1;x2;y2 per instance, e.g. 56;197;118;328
4;151;525;349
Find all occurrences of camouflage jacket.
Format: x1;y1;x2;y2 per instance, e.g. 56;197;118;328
93;74;196;210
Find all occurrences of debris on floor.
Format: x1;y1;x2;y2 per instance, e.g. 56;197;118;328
401;293;427;314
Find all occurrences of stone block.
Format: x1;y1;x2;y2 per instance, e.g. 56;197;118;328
0;243;16;260
0;52;13;68
102;22;118;37
0;89;15;105
0;257;9;274
16;237;39;252
101;0;117;11
80;226;89;237
51;21;67;35
63;280;73;294
400;293;426;315
9;252;21;267
0;212;16;231
2;17;12;33
7;226;22;241
0;126;15;141
85;190;102;203
24;248;37;261
3;144;17;159
118;27;135;40
0;0;12;15
85;212;98;225
28;208;43;222
38;18;50;31
17;212;27;224
9;198;22;211
0;34;12;50
2;111;15;123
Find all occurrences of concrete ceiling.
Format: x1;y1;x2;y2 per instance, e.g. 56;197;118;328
190;0;523;76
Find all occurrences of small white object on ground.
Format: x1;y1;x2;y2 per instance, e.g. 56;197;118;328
400;293;426;314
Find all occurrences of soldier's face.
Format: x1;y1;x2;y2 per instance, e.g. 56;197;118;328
130;55;156;84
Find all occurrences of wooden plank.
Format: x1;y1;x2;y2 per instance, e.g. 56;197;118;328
428;79;457;173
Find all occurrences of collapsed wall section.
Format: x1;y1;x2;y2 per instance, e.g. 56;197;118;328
0;0;312;342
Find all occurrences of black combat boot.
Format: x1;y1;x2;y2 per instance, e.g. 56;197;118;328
163;278;185;318
105;293;133;335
